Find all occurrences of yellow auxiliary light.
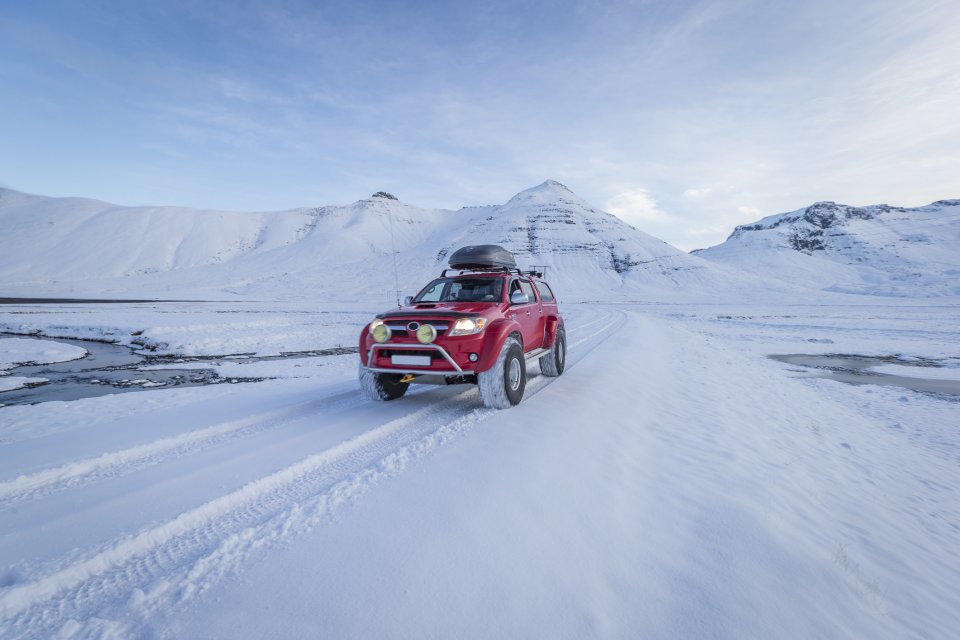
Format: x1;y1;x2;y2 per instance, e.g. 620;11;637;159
416;323;437;344
371;320;390;343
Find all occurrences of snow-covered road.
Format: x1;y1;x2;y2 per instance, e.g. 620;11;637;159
1;303;958;639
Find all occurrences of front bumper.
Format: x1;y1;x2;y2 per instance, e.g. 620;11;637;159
363;342;477;377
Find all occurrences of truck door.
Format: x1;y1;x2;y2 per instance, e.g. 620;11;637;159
533;279;559;344
508;278;543;350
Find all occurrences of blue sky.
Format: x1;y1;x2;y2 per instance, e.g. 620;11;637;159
2;0;959;250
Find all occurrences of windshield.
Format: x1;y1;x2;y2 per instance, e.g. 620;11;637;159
413;277;504;303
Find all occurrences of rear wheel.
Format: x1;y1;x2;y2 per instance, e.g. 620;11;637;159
539;326;565;377
359;365;409;401
478;336;525;409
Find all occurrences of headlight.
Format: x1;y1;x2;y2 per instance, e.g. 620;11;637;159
416;323;437;344
369;319;390;343
448;317;487;336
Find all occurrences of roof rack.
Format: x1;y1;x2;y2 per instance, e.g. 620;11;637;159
441;246;549;279
438;266;546;278
528;265;547;278
440;266;521;277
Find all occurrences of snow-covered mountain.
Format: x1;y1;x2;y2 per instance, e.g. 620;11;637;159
426;181;743;299
694;200;960;297
8;183;953;302
0;181;756;303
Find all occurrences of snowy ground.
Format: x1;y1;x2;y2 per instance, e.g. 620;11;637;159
0;337;87;393
1;299;958;639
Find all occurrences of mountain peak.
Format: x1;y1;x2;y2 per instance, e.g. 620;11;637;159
528;179;573;194
505;180;584;208
353;191;413;212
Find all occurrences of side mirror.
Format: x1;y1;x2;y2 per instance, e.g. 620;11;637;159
403;296;413;306
510;291;530;305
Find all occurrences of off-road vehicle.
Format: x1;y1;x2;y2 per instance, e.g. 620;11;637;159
358;245;565;409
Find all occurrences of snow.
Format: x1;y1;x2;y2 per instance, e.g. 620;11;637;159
868;364;960;381
695;200;960;297
0;184;790;304
0;377;48;393
1;183;959;638
0;337;87;370
0;337;84;393
1;299;958;639
0;302;369;357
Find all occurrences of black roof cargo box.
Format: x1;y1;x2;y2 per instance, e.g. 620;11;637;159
448;245;517;270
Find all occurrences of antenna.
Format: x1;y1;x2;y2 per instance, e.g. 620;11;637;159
386;207;401;307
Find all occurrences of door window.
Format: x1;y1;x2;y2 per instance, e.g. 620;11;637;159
533;281;555;302
519;280;537;302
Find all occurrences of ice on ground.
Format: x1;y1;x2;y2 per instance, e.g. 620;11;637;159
0;337;87;371
138;356;330;378
868;364;960;381
0;376;48;392
0;302;371;357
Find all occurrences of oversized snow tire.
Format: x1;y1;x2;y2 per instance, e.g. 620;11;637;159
539;326;565;377
359;365;409;401
478;336;525;409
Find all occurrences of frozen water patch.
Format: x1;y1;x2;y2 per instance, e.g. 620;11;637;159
0;377;48;393
868;363;960;381
0;337;86;371
0;334;265;407
770;354;960;396
0;332;359;406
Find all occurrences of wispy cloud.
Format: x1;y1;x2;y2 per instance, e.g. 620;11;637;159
1;0;958;246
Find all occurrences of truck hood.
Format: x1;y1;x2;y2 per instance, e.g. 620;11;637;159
378;302;500;319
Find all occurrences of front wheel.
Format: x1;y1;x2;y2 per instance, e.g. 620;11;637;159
539;326;565;377
359;365;409;401
478;336;525;409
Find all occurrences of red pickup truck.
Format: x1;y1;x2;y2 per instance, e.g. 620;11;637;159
359;245;565;409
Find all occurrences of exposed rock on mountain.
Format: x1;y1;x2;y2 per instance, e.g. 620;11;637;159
696;200;960;297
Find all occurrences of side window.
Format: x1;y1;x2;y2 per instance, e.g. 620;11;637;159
519;280;536;302
533;281;555;302
508;279;524;305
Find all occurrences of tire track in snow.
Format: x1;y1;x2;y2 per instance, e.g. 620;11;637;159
0;308;625;638
0;390;484;637
0;311;622;510
565;309;625;355
563;308;613;335
0;385;365;509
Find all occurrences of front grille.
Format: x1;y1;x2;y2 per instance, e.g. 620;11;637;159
384;321;450;338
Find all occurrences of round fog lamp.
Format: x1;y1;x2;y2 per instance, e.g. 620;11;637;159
416;323;437;344
371;323;390;343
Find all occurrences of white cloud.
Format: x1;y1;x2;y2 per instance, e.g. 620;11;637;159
605;188;675;227
4;0;959;242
